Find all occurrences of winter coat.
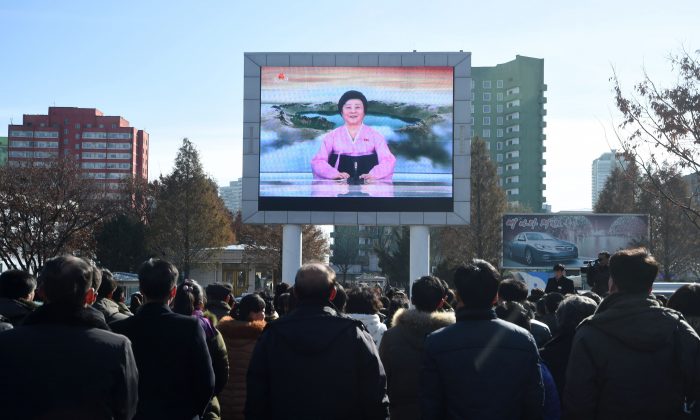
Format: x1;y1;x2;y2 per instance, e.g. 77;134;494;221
378;308;455;420
564;292;700;420
586;263;610;296
531;318;552;347
545;276;575;295
541;361;561;420
539;329;576;399
94;297;130;323
111;302;215;420
117;301;134;316
0;303;138;420
347;312;387;347
245;301;389;420
198;311;230;420
216;317;265;420
421;307;544;420
0;314;12;332
0;297;38;326
206;300;232;321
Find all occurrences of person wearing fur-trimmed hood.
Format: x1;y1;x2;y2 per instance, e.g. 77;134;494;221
379;276;455;420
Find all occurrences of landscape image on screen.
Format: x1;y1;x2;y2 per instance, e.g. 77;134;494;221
258;66;454;212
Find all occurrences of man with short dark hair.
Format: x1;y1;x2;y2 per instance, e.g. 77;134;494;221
111;259;215;420
94;269;130;323
380;276;455;420
586;251;611;296
564;248;700;419
545;264;575;295
245;262;389;419
421;260;544;419
0;255;138;419
205;283;234;320
499;278;552;346
0;269;39;325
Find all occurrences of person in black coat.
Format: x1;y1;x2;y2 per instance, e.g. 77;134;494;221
0;269;39;326
245;263;389;420
585;251;611;296
111;259;215;420
544;264;575;295
421;260;544;420
0;255;138;420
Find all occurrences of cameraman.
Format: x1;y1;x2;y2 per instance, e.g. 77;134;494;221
586;251;610;296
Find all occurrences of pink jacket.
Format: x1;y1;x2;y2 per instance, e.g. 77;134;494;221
311;124;396;179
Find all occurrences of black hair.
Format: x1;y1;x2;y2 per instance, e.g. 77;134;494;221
337;90;368;114
129;292;143;313
668;284;700;317
294;263;335;302
609;248;659;293
172;279;205;316
0;270;36;300
453;259;500;309
579;291;602;304
97;269;118;299
553;263;565;272
38;255;93;305
277;292;293;316
234;293;266;321
346;287;382;315
332;283;347;313
495;301;532;331
527;288;545;303
206;283;232;301
498;278;529;302
138;258;178;300
113;286;126;303
411;275;447;312
543;292;565;314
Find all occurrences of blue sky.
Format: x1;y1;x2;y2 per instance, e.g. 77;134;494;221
2;0;698;211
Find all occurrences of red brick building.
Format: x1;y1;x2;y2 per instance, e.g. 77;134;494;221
7;107;148;189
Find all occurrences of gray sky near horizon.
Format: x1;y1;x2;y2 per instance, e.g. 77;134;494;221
1;0;698;213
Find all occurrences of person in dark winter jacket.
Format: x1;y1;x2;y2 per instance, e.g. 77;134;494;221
111;259;215;420
668;283;700;335
585;251;611;297
544;264;575;295
564;248;700;420
0;269;39;326
173;279;230;420
421;260;544;420
245;263;389;420
538;294;597;400
94;269;130;323
379;275;455;420
206;283;234;321
499;278;552;346
0;255;138;420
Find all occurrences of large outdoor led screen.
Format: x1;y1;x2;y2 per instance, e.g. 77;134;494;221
258;66;454;212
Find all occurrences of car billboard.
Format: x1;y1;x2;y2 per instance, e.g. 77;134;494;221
502;213;649;269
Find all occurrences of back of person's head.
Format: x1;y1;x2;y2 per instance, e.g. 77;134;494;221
332;283;347;313
609;248;659;293
38;255;93;306
555;295;597;331
277;292;293;315
113;286;126;303
411;275;447;312
97;269;118;300
495;301;531;331
274;282;291;298
172;279;204;315
543;292;565;314
498;278;529;302
453;259;500;309
535;298;547;317
293;263;335;302
527;287;545;303
234;293;266;321
138;258;178;301
668;284;700;317
389;291;409;313
580;291;602;305
346;287;382;315
82;258;102;292
206;283;232;302
0;270;36;300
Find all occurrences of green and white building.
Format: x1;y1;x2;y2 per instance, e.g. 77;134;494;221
471;55;547;211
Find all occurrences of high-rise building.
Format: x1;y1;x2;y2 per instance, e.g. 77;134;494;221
7;107;148;189
591;150;622;207
0;137;7;166
220;178;243;215
471;55;547;211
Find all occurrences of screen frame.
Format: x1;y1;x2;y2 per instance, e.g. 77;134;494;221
242;52;472;226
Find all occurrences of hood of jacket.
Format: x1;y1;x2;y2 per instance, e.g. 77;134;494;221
582;292;684;352
390;308;455;349
217;317;266;342
267;303;366;355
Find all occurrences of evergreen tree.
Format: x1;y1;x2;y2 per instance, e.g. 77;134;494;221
375;226;410;290
146;138;235;278
330;226;361;283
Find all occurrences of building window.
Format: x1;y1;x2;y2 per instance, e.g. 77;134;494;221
471;103;475;114
497;104;503;113
483;92;491;101
99;124;104;129
483;105;491;113
64;119;69;124
497;116;504;125
471;79;475;89
506;125;520;133
506;112;520;120
497;142;503;150
497;92;504;101
64;128;69;135
111;123;117;129
482;129;491;138
497;154;503;162
497;129;504;138
483;117;491;125
86;123;92;128
497;166;503;175
482;80;492;89
75;123;81;129
497;80;504;88
75;144;80;149
507;87;520;95
506;138;520;146
506;151;520;159
75;134;80;139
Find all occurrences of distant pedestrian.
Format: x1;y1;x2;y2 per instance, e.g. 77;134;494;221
94;269;130;323
545;264;575;295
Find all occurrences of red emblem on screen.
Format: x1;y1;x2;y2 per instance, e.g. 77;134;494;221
277;73;286;80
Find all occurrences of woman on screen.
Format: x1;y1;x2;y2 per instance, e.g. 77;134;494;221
311;90;396;181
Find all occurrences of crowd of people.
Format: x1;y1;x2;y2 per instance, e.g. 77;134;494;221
0;247;699;419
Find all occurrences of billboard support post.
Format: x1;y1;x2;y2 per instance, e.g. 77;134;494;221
409;225;430;298
282;224;302;285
